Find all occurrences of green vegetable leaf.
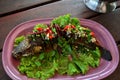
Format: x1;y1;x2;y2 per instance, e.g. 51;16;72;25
51;14;71;28
26;71;35;78
70;18;80;27
57;56;68;74
67;62;79;75
94;47;101;58
14;35;25;46
35;61;41;67
39;53;45;60
74;60;89;74
94;58;100;67
35;71;41;78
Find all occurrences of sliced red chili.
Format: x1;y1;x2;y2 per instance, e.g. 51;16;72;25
63;25;71;31
71;25;75;29
37;28;43;31
90;31;95;37
49;35;53;39
46;28;52;34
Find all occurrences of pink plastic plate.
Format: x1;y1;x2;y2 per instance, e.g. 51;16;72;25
2;18;119;80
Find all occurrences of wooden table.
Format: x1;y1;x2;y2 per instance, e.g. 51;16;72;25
0;0;120;80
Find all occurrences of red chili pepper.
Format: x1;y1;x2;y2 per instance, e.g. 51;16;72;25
63;25;71;31
45;28;51;34
37;28;43;31
49;35;53;39
71;25;75;29
48;30;52;34
90;31;95;36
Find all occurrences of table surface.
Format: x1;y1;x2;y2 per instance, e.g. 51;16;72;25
0;0;120;80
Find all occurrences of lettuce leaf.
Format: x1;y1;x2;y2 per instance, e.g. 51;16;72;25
67;62;79;75
14;35;25;46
